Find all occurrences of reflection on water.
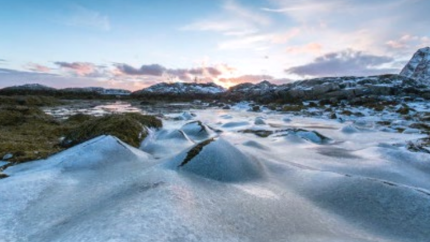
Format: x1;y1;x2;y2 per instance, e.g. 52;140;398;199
43;101;204;120
44;101;144;119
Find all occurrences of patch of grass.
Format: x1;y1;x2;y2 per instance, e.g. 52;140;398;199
123;112;162;128
281;104;304;112
396;104;415;115
0;106;56;126
64;113;94;124
0;95;61;106
308;102;318;107
61;113;162;148
340;110;353;116
407;138;430;154
409;123;430;134
0;106;65;162
0;106;161;163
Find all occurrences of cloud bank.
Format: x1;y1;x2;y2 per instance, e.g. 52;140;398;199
286;49;397;77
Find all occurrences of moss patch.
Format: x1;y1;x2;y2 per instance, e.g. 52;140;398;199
0;106;56;126
396;104;414;115
123;112;162;128
61;113;162;148
0;95;61;106
409;123;430;134
407;138;430;154
0;106;66;162
0;105;161;163
281;105;304;112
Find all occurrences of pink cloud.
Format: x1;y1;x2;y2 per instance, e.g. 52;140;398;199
286;42;323;54
25;63;51;73
54;61;98;76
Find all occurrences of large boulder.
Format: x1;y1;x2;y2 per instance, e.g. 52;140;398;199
400;47;430;85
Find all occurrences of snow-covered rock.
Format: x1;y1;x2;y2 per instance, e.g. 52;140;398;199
167;138;264;182
2;153;13;160
180;121;215;141
400;47;430;85
254;117;266;125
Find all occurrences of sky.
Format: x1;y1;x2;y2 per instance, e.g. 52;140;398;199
0;0;429;91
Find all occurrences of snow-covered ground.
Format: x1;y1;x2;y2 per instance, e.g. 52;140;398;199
1;103;430;242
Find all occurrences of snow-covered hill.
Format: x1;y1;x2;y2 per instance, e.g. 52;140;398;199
1;83;56;91
133;82;226;95
400;47;430;84
0;84;131;96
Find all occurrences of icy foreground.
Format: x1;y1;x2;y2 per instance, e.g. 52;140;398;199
1;109;430;242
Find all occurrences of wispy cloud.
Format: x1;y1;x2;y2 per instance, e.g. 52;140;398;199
25;63;51;73
286;49;397;77
54;61;108;77
223;0;271;26
286;42;323;55
114;64;166;76
114;63;235;84
181;0;273;41
63;5;110;31
218;29;300;50
386;34;430;50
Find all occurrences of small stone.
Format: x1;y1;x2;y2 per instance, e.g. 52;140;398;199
282;117;292;122
251;105;260;112
254;117;266;125
2;153;13;160
0;172;8;179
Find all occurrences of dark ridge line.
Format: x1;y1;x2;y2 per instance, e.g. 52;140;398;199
179;138;216;167
116;140;129;150
177;130;191;140
184;120;206;133
206;125;223;133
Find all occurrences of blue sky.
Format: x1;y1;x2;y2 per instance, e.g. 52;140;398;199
1;0;429;90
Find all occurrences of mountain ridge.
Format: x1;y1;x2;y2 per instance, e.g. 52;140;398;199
2;47;430;103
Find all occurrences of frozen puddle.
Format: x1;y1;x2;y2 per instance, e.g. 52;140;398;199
1;108;430;242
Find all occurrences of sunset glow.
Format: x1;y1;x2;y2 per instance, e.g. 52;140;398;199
1;0;429;90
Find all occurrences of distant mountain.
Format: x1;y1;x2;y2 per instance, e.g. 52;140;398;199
61;87;131;95
225;74;425;103
400;47;430;84
1;83;56;91
229;80;277;94
133;82;225;95
1;48;429;103
224;80;278;102
0;84;130;96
